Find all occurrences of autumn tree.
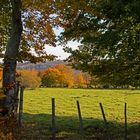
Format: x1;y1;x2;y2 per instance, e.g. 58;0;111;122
1;0;94;114
41;68;60;87
41;64;75;88
0;0;63;113
74;72;87;88
54;64;74;87
17;70;41;89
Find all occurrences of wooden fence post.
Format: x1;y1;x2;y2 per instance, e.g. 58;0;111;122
99;103;111;140
18;86;24;127
76;100;84;138
15;81;20;114
52;98;56;140
124;102;127;140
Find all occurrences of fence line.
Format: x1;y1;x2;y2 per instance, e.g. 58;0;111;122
17;96;130;140
18;86;24;127
52;98;56;140
15;81;20;114
76;100;84;139
99;103;111;140
124;102;127;140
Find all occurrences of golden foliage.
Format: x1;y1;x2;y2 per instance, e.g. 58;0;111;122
17;70;41;89
75;72;87;88
54;64;74;87
41;64;90;88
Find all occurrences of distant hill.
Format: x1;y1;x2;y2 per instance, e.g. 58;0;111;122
17;60;66;71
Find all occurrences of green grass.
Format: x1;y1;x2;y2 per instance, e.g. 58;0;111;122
18;88;140;140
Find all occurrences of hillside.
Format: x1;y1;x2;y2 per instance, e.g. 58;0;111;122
17;60;66;71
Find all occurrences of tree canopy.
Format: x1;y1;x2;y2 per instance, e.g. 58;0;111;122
0;0;62;62
60;0;140;88
0;0;66;113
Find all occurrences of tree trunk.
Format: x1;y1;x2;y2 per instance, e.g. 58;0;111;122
3;0;22;114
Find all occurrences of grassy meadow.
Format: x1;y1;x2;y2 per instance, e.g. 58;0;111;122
18;88;140;140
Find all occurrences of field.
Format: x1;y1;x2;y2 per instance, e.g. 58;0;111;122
18;88;140;140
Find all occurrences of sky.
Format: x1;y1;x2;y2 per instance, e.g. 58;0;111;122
45;27;80;60
45;41;80;60
0;27;80;63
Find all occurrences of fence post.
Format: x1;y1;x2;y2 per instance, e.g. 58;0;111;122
124;103;127;140
76;100;84;138
99;103;111;140
18;86;24;127
15;81;20;114
52;98;56;140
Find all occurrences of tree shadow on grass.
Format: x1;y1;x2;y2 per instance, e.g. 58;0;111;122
15;113;140;140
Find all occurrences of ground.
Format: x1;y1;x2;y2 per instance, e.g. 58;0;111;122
16;88;140;140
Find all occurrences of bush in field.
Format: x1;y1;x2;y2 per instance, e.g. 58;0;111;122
17;70;41;89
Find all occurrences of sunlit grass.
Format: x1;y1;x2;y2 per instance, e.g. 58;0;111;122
20;88;140;139
23;88;140;122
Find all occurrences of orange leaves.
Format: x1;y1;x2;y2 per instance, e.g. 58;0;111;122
44;68;61;81
45;23;56;47
54;64;74;87
16;64;91;88
41;68;61;87
41;64;90;88
42;64;74;87
17;70;41;89
45;23;53;34
22;0;54;11
74;72;87;88
19;0;57;62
